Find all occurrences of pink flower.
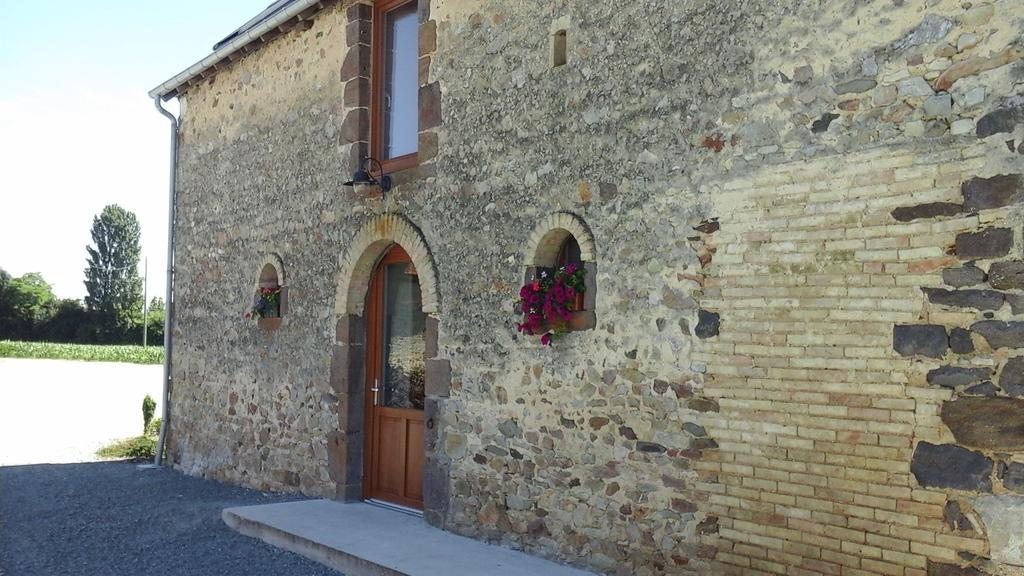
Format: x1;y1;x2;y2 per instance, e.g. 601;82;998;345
540;333;552;346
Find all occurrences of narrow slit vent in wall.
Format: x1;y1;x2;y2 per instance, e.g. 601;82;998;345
552;29;567;67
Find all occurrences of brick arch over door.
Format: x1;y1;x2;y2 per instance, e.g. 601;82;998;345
327;212;451;527
334;213;440;317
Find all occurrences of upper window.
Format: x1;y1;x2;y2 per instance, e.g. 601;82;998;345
373;0;419;169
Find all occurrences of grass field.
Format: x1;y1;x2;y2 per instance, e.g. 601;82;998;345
0;341;164;365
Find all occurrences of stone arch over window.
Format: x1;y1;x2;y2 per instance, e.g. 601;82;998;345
525;212;597;267
251;253;287;326
522;212;598;332
328;213;450;528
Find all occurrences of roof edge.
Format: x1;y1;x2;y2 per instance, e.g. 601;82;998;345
148;0;324;100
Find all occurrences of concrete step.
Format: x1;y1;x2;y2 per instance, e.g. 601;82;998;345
222;499;598;576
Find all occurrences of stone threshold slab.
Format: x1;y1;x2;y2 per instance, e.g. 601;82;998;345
222;499;598;576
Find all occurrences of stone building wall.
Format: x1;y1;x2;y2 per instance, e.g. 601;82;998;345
167;0;1024;574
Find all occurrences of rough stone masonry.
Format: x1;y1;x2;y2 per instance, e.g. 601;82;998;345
161;0;1024;574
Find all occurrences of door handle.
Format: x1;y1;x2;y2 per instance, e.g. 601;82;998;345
371;378;380;406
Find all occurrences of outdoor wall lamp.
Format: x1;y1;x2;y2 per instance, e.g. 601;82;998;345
343;156;392;196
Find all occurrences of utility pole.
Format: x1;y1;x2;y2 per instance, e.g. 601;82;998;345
142;257;148;347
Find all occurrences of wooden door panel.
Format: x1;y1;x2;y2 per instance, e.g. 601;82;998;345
404;417;424;503
375;413;407;499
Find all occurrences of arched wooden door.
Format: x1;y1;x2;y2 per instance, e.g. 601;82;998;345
364;244;426;510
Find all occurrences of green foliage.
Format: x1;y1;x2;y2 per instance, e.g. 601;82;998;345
145;417;163;438
96;435;156;460
0;270;57;340
38;299;92;343
0;340;163;364
84;205;143;343
142;394;156;433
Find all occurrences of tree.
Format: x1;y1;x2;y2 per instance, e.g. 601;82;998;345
84;205;143;342
0;271;57;340
39;299;91;343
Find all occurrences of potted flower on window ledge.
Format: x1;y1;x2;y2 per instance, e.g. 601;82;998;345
516;263;586;346
246;286;282;329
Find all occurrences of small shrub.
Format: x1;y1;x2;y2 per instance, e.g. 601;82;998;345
145;417;162;438
96;436;156;460
142;395;156;433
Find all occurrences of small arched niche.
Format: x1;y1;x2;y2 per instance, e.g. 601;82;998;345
522;213;597;335
251;253;288;329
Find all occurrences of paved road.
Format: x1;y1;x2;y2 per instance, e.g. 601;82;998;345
0;461;339;576
0;358;163;465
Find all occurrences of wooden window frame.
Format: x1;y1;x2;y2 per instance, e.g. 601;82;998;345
372;0;419;175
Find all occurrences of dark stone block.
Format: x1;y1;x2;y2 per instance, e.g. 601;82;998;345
970;320;1024;349
893;324;948;358
1003;461;1024;493
943;501;976;532
923;287;1004;311
999;356;1024;397
425;359;451;398
695;309;720;339
811;112;839;133
346;2;370;22
636;441;667;453
911;441;992;492
962;174;1024;211
928;561;985;576
926;366;992;388
963;382;998;397
955;227;1013;260
340;108;369;145
834;78;877;94
497;419;520;438
950;328;975;354
682;422;707;437
942;397;1024;451
671;498;698;513
989;260;1024;290
942;264;986;288
343;77;370;109
339;43;370;82
1006;293;1024;315
687;398;719;413
977;103;1024;139
424;316;439;359
418;19;437;55
891;202;963;222
422;456;450;527
419;82;442;130
335;314;364;345
345;18;371;47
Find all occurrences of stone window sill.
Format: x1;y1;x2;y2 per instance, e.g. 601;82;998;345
258;317;282;332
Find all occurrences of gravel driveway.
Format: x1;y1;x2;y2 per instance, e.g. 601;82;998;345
0;461;341;576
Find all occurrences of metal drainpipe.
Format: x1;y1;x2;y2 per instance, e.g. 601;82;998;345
153;96;179;467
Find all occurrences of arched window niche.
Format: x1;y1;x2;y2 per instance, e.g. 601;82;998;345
251;253;288;331
522;213;597;337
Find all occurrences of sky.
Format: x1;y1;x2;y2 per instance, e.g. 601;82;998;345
0;0;269;300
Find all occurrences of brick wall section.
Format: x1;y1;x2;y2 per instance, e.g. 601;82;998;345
695;141;1007;575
